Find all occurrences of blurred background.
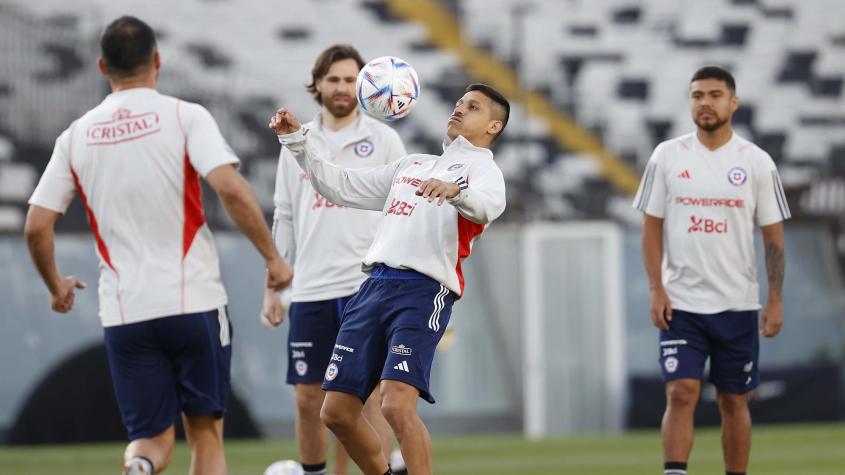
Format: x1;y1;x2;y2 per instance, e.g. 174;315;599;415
0;0;843;473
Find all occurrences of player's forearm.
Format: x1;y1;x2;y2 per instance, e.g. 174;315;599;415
218;182;279;263
280;130;388;211
448;188;506;224
24;225;62;295
762;223;785;302
641;217;665;290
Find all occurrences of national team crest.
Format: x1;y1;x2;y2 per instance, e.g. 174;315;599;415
354;140;374;157
295;360;308;376
325;363;339;381
728;167;747;186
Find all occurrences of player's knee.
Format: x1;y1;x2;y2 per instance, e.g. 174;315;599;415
295;387;325;419
380;398;414;435
716;391;748;416
320;402;354;434
666;381;699;408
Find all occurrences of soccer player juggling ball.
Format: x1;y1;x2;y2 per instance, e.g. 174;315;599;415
268;83;509;475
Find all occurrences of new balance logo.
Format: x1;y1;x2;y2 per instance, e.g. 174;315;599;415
677;170;691;179
393;361;410;373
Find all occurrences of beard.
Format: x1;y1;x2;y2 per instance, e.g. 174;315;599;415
693;111;729;132
322;93;358;119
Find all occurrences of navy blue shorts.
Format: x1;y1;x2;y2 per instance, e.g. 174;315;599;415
659;309;759;394
322;265;454;404
103;307;232;441
286;295;352;384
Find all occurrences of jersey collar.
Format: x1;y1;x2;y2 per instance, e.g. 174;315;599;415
307;112;375;149
442;135;494;160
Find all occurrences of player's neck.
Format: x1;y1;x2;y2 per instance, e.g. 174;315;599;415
109;76;157;93
696;125;733;151
322;109;358;132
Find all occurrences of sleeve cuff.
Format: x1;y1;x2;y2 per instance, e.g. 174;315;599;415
278;127;306;145
447;188;467;205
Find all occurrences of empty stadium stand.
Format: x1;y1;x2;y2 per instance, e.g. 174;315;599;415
0;0;842;233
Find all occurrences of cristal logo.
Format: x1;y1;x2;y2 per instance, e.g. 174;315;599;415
688;215;728;234
86;108;160;145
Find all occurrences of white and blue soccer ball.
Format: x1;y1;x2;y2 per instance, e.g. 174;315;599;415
262;460;304;475
356;56;420;121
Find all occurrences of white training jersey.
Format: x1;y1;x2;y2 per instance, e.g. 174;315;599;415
632;132;791;313
279;129;506;297
272;113;406;302
29;88;238;327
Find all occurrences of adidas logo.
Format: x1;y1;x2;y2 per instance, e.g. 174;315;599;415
393;360;410;373
677;169;691;179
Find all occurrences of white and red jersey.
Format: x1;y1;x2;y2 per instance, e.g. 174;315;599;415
279;129;506;297
272;113;406;302
632;132;791;313
29;88;238;327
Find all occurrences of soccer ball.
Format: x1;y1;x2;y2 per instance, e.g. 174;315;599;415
263;460;304;475
356;56;420;121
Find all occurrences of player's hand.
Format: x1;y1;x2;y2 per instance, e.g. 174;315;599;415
266;256;293;291
649;286;672;330
760;300;783;337
51;275;86;313
269;108;301;135
260;287;290;328
415;178;460;205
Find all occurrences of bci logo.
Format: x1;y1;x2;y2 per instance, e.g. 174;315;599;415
688;216;728;234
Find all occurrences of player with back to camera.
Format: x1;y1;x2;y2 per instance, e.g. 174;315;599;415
24;16;292;475
633;66;789;475
269;82;510;475
260;44;407;475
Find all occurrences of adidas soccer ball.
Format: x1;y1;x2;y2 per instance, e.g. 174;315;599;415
356;56;420;121
263;460;304;475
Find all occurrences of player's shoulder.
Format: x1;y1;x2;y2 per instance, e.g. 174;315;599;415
401;153;438;167
732;133;774;162
168;95;212;119
657;132;696;155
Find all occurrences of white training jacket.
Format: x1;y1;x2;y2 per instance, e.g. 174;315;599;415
279;128;506;297
272;114;406;302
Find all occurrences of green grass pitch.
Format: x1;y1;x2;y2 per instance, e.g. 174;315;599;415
1;423;842;474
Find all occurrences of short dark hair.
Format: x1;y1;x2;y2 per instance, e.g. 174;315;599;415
100;16;157;78
691;66;736;93
466;83;510;140
306;44;366;104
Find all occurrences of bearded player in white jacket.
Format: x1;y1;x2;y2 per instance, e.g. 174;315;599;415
269;83;509;475
260;45;406;475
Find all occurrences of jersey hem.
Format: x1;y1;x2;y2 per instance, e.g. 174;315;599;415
671;302;762;315
99;297;228;327
291;285;363;303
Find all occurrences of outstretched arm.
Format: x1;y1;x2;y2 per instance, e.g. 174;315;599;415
760;222;785;337
269;109;399;211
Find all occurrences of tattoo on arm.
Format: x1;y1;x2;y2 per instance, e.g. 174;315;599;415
765;243;785;297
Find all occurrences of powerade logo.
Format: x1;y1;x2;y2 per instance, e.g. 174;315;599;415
688;216;728;234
